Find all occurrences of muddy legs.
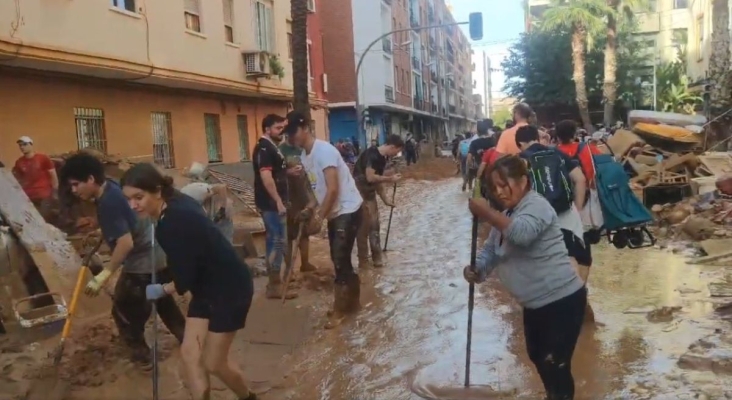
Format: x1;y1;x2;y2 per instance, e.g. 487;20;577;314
356;198;384;269
328;209;363;318
180;318;254;400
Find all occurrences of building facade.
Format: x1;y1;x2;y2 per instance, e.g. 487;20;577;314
322;0;477;145
0;0;327;169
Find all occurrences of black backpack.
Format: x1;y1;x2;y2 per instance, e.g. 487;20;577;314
520;148;574;213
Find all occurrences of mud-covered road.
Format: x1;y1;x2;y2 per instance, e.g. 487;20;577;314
267;177;732;400
2;159;732;400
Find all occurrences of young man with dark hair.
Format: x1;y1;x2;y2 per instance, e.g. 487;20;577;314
286;111;363;319
253;113;302;299
352;134;403;269
59;153;186;368
515;127;592;324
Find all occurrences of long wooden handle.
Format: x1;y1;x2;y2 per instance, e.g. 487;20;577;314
61;266;87;339
282;223;305;304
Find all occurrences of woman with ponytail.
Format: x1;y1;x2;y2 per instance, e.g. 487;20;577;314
121;163;257;400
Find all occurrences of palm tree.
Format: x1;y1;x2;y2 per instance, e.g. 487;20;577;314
291;0;310;117
709;0;731;140
541;0;611;132
602;0;645;127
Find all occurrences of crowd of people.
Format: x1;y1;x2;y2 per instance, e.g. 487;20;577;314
2;100;613;399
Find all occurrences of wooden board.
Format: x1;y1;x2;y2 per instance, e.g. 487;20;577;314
0;169;81;295
698;152;732;177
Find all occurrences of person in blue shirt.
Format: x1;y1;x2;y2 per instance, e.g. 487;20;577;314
59;153;186;369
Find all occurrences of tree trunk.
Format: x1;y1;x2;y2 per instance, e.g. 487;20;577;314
291;0;310;117
603;7;618;127
710;0;731;144
571;25;593;133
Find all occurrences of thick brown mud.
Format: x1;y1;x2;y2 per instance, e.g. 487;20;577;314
2;160;732;399
266;178;732;400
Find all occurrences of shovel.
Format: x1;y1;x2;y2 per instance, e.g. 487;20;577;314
465;182;482;387
382;182;398;252
282;222;305;304
26;240;102;400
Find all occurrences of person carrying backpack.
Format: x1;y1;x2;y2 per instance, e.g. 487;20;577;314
515;127;590;314
459;132;476;192
555;120;603;323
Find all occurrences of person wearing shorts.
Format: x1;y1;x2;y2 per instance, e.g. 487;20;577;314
121;163;257;400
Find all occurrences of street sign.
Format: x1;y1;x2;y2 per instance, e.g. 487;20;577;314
469;12;483;41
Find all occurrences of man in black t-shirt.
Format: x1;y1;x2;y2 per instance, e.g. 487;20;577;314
253;113;300;299
468;119;496;183
352;134;403;269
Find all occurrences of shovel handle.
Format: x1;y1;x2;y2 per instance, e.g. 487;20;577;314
282;223;305;304
62;266;87;339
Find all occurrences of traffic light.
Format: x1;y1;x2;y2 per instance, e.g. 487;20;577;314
469;12;483;41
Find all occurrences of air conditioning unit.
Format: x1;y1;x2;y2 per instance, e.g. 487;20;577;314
322;73;329;93
242;51;271;76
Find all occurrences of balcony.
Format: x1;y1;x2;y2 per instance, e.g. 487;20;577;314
429;35;436;49
448;78;455;89
447;52;455;64
636;12;660;33
449;105;456;114
412;56;421;70
414;97;425;110
385;85;395;103
382;38;393;54
430;68;437;82
432;103;438;114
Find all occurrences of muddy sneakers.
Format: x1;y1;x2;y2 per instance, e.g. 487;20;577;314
266;272;298;300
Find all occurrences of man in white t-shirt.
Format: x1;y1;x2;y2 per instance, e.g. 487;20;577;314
286;111;364;317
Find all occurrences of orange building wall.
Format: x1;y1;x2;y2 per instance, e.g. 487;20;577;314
0;73;290;169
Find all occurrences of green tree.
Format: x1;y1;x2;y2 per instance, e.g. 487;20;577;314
540;0;612;132
492;107;513;127
291;0;310;117
502;29;646;115
603;0;647;126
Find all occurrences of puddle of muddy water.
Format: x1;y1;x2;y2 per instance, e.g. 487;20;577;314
269;178;732;400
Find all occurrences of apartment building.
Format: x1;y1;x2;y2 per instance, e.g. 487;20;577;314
322;0;477;145
685;0;732;83
0;0;327;169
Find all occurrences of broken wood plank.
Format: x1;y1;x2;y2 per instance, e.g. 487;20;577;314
0;169;81;296
700;239;732;257
699;153;732;177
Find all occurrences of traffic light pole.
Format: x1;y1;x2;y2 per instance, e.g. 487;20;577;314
354;21;469;146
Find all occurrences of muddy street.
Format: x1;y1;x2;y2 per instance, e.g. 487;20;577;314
3;164;732;400
267;177;732;400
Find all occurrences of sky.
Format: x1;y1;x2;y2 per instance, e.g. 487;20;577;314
449;0;525;114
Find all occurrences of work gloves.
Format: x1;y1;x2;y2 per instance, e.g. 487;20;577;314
85;268;112;296
145;284;167;300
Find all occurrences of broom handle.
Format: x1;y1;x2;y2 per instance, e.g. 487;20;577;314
151;224;159;400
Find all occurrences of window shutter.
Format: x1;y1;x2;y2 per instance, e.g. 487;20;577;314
184;0;200;14
265;6;274;52
223;0;233;25
252;0;262;50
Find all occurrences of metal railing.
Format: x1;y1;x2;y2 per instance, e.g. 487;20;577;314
385;85;395;103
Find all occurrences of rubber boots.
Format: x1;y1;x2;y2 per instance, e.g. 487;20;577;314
266;272;298;299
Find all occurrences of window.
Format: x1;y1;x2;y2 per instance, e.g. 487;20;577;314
307;0;315;12
111;0;135;12
237;115;249;161
151;112;175;168
184;0;202;32
223;0;235;43
394;66;399;92
647;0;656;12
674;0;688;9
74;108;107;153
307;43;313;79
204;113;223;163
672;28;687;48
287;32;293;58
254;1;274;52
697;16;704;60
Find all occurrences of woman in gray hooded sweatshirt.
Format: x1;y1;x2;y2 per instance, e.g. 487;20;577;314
465;155;586;400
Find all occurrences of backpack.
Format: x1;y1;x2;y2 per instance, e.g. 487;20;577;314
520;148;574;213
459;140;471;157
